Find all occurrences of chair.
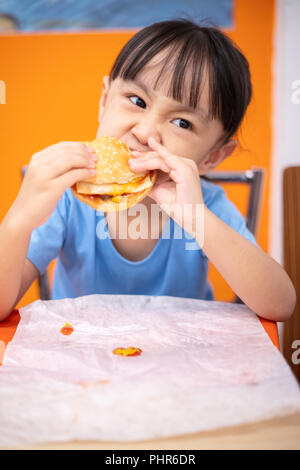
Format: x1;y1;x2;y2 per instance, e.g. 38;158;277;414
283;166;300;383
22;166;265;302
202;167;265;236
202;167;265;303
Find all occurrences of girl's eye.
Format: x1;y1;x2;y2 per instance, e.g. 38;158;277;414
129;95;146;109
173;118;192;130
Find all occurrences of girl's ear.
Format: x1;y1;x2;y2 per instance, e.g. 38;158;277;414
198;139;237;173
98;75;110;123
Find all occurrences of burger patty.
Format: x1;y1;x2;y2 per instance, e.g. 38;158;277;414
86;191;141;203
76;174;152;196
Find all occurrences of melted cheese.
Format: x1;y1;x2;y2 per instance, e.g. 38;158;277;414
76;175;151;196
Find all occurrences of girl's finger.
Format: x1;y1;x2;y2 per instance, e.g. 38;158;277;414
129;156;171;174
148;137;175;159
33;143;96;168
131;150;157;159
147;137;188;172
47;152;96;179
55;167;97;191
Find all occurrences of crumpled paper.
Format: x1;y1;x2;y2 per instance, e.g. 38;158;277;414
0;294;299;446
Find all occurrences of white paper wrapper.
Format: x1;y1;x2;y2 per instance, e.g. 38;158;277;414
0;294;299;446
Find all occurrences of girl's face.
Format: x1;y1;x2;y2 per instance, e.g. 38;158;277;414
96;61;235;174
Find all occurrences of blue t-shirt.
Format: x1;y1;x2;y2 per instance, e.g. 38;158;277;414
26;178;258;301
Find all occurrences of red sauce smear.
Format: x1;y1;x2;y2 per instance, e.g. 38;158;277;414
113;346;142;357
60;322;74;336
79;380;110;388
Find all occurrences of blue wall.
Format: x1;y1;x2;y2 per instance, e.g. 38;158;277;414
0;0;232;32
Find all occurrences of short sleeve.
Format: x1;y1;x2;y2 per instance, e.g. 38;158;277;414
26;190;70;275
201;178;259;247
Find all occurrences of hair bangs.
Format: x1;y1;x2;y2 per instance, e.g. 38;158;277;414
111;31;220;121
109;19;252;141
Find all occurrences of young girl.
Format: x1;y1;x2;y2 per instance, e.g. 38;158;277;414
0;19;295;322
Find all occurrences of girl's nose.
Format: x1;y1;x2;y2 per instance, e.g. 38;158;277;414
131;118;162;147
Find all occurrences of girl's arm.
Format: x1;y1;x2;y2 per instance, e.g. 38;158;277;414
199;207;296;322
0;211;37;321
129;137;296;322
0;141;97;321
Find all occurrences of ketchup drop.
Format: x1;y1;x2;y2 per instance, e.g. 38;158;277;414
60;322;74;336
113;346;142;357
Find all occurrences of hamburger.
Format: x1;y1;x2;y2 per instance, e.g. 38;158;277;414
71;135;157;212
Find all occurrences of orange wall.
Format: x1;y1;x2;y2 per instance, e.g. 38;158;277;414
0;0;274;308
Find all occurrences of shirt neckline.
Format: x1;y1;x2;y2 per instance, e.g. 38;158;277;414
105;215;171;266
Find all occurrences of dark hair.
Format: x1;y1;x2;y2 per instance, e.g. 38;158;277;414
109;19;252;143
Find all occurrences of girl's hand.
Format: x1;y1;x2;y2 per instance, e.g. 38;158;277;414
11;142;98;230
129;137;204;237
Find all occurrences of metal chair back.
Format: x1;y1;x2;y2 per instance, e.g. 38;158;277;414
202;168;265;237
202;167;265;303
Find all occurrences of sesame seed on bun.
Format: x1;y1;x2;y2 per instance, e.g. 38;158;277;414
71;135;156;212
